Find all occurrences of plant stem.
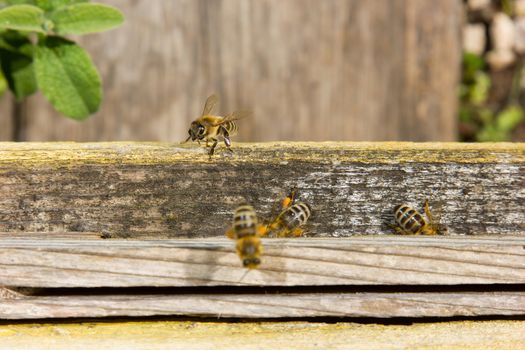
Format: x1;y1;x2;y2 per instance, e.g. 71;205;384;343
12;99;27;142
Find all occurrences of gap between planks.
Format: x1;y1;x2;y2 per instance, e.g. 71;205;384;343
0;236;524;287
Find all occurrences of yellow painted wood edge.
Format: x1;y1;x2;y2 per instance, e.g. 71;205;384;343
0;142;522;166
0;320;524;349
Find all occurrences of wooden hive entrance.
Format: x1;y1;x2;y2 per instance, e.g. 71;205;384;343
0;142;523;320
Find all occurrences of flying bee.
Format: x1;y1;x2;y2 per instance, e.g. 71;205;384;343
226;204;267;269
391;199;447;235
266;188;312;237
184;94;250;156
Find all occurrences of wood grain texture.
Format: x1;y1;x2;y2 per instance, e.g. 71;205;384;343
20;0;460;142
0;142;522;237
1;236;525;287
1;320;525;350
1;291;525;319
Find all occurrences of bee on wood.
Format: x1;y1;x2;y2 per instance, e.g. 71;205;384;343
184;94;249;156
391;199;447;235
226;204;267;269
266;188;312;237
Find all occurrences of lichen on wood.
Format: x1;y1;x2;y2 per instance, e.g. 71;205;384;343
0;142;522;237
0;320;524;349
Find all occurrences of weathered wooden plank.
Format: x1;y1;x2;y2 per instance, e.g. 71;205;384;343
1;320;524;350
21;0;460;142
1;291;524;319
0;232;102;240
0;142;522;237
1;237;525;287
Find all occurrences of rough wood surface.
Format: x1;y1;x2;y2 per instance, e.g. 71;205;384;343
1;291;525;319
1;236;525;287
0;142;522;237
20;0;460;142
0;320;524;350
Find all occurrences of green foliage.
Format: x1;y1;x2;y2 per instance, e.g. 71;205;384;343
0;0;123;119
0;67;7;96
51;3;124;35
477;105;524;141
35;36;100;119
0;32;36;100
0;4;45;32
460;52;525;142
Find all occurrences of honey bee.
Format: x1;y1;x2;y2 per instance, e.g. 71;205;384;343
184;94;249;156
226;204;267;269
266;188;312;237
391;199;447;235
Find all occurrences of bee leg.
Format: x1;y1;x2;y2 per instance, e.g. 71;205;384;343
420;226;437;236
225;228;236;239
389;223;409;235
437;224;448;236
256;224;269;237
208;140;219;156
423;199;434;225
264;220;281;238
223;133;234;154
276;228;293;238
290;227;305;237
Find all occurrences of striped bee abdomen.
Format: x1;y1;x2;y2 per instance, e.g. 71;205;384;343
282;202;312;229
233;204;258;238
221;121;238;137
394;204;427;234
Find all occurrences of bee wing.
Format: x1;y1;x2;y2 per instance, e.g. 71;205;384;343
201;94;218;116
212;110;251;126
228;110;252;120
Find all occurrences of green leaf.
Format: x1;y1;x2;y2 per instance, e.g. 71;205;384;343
496;105;524;132
463;52;485;82
0;34;37;100
477;125;507;142
0;4;45;32
3;1;36;6
34;36;101;119
478;108;494;125
0;50;37;99
0;66;7;96
51;3;124;35
469;71;490;105
34;0;88;12
0;29;32;53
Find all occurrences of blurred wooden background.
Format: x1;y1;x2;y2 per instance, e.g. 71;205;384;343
2;0;461;142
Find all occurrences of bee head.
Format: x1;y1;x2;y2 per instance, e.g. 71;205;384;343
188;122;206;141
242;257;261;269
436;224;448;235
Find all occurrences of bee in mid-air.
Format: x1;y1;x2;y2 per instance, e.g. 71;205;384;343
266;188;312;237
391;199;447;235
184;94;249;156
226;204;267;269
